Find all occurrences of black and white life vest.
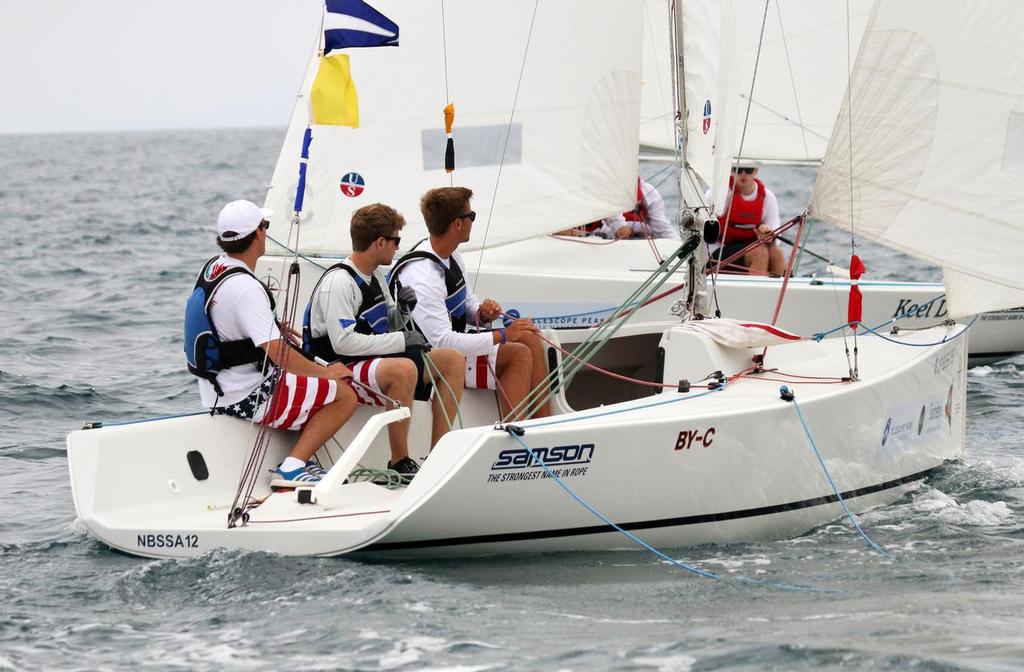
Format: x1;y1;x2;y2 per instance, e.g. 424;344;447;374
184;256;275;396
302;263;389;362
387;241;468;333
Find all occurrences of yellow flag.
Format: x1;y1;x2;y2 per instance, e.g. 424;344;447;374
310;54;359;127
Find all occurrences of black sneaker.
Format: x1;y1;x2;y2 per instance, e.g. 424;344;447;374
387;457;420;483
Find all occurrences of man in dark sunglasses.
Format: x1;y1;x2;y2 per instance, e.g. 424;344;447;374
303;203;467;479
389;186;551;421
707;164;785;275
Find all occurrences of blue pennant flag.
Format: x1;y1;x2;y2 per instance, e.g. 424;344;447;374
324;0;399;52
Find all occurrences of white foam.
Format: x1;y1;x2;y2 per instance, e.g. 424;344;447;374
378;636;449;670
631;654;698;671
914;490;1014;526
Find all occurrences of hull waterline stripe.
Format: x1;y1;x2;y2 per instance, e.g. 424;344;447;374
364;467;936;551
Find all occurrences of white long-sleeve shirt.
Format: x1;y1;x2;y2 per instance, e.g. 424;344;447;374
307;259;405;359
394;239;494;357
597;181;680;240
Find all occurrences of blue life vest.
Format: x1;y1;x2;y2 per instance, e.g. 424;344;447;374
387;242;468;333
302;263;390;362
184;256;276;396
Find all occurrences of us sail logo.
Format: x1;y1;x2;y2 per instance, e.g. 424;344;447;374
339;172;365;197
702;99;712;134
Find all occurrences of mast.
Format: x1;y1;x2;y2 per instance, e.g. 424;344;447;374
669;0;711;319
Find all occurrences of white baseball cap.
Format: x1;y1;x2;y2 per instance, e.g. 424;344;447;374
217;200;273;241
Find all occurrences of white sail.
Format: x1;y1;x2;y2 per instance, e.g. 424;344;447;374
641;0;871;166
810;0;1024;318
265;1;642;257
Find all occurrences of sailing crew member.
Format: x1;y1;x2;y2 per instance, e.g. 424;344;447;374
304;203;466;480
187;199;358;488
709;165;785;275
390;187;551;420
605;178;680;241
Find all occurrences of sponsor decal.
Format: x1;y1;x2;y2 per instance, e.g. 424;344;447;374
892;297;947;320
933;347;958;376
675;427;715;451
702;99;712;134
882;391;953;453
487;443;594;483
521;302;616;329
339;172;365;197
137;533;199;549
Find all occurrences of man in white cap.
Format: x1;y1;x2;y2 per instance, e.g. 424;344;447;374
184;199;358;487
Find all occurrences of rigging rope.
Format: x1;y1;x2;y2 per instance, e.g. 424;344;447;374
470;0;541;288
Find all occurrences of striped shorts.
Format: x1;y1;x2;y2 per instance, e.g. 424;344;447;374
215;371;338;431
465;344;499;391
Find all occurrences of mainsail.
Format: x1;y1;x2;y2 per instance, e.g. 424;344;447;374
810;0;1024;318
641;0;872;166
265;1;643;257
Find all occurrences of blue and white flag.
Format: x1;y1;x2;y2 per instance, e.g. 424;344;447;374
324;0;399;53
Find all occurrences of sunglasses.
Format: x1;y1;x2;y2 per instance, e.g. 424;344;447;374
734;167;756;175
258;220;270;230
381;235;401;245
455;211;477;223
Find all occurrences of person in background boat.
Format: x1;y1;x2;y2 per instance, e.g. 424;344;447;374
554;179;679;240
391;187;551;420
707;165;785;275
605;178;680;241
304;203;466;480
193;199;358;488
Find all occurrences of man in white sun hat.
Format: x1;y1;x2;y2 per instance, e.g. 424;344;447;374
183;199;358;488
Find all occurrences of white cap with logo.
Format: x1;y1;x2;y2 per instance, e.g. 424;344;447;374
217;200;273;241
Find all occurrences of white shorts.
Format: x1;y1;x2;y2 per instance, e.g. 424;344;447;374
465;344;500;390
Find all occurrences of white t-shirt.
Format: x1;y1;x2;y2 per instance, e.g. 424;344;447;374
307;258;405;359
197;254;280;407
394;239;493;357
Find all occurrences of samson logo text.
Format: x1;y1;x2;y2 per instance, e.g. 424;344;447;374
491;443;595;470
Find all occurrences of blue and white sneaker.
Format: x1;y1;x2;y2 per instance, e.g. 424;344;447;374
305;460;327;478
271;464;322;488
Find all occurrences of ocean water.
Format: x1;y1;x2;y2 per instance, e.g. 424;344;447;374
1;128;1022;671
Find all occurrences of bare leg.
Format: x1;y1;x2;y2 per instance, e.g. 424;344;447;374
744;245;770;275
510;330;551;418
767;244;786;276
494;342;532;420
288;383;358;462
372;358;419;463
424;349;465;448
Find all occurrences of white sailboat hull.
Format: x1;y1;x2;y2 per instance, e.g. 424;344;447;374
68;324;967;559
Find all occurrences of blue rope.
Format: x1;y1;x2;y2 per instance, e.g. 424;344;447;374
503;426;819;591
781;386;896;560
94;411;208;427
812;293;965;342
856;315;977;347
524;385;723;429
506;430;719;578
266;235;330;270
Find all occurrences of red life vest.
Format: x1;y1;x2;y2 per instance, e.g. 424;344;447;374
622;178;648;223
717;177;765;245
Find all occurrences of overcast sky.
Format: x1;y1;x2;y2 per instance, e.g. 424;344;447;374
0;0;323;134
